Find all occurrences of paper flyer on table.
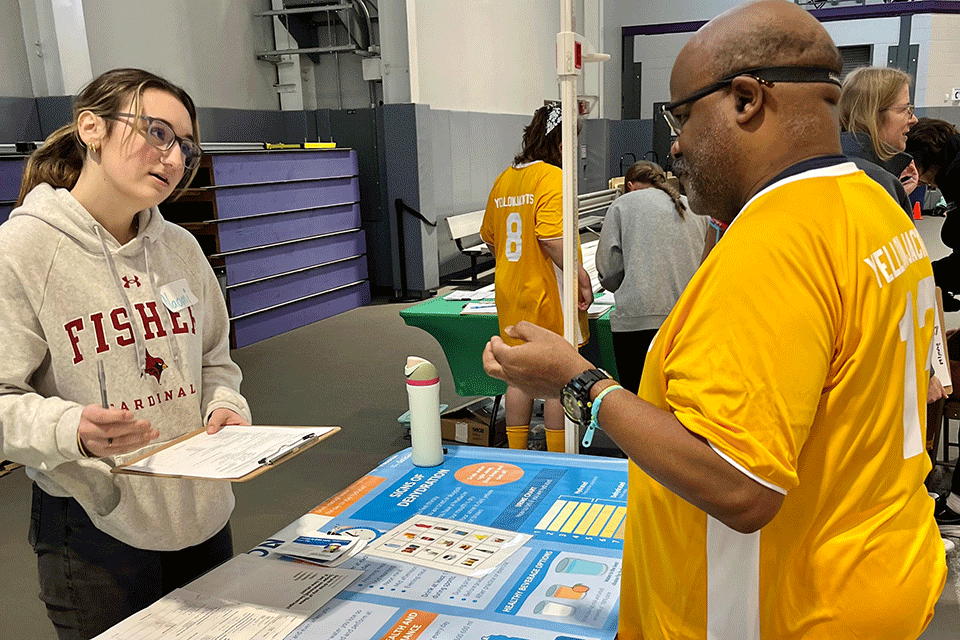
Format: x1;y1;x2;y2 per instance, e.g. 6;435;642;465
363;515;531;577
277;532;368;567
93;589;306;640
187;554;362;612
587;303;612;318
94;555;363;640
593;290;616;305
444;284;495;301
460;302;498;315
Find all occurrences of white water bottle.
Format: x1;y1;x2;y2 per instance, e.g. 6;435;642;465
405;356;444;467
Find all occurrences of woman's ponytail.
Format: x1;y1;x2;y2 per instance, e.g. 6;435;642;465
16;125;85;206
624;161;687;219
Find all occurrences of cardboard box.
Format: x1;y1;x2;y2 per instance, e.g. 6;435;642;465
440;399;506;447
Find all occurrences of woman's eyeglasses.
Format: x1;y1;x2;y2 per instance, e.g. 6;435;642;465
104;113;202;170
884;103;915;117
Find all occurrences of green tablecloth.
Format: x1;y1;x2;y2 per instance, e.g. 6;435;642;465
400;296;618;397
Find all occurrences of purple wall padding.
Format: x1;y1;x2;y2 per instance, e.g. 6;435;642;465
1;157;26;224
211;177;360;220
211;150;358;186
0;157;25;200
232;281;371;348
216;203;361;252
222;231;366;285
227;257;368;316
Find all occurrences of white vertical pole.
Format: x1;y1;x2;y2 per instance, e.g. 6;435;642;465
557;2;608;454
559;0;580;454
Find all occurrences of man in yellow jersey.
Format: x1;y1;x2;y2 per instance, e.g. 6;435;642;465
480;103;592;452
483;1;946;637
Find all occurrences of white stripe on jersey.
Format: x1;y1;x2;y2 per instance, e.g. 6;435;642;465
707;517;761;640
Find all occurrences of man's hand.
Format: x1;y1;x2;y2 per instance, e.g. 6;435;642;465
206;408;251;434
79;405;157;458
483;321;593;398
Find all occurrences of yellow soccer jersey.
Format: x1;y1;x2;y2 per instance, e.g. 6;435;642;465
480;161;588;345
620;162;946;640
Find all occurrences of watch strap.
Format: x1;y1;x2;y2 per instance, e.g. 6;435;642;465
562;368;610;426
582;383;622;448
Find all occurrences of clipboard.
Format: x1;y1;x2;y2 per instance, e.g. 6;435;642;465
112;425;340;482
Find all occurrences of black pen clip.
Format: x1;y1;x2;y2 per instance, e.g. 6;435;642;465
258;433;316;466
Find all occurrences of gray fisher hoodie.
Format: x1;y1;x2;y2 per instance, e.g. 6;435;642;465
0;184;250;550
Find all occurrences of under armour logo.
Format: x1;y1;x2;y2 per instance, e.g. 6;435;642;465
122;276;141;288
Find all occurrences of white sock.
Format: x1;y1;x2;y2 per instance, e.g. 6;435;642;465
947;492;960;513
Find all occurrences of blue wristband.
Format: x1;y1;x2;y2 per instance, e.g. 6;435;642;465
582;384;623;448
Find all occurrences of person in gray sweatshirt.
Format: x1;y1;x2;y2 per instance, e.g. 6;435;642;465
595;161;708;394
0;69;251;639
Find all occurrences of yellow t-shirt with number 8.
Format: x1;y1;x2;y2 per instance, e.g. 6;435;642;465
480;161;588;346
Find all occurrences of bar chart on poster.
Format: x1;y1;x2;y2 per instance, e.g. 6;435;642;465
535;500;628;540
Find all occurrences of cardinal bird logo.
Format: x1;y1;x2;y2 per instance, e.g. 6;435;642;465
143;349;168;383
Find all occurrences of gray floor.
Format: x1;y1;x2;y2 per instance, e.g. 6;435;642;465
1;217;958;638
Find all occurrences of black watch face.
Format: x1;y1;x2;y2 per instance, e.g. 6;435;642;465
561;388;585;423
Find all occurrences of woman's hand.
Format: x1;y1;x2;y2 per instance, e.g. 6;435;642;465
928;376;948;404
579;279;595;311
78;405;157;458
900;160;919;196
206;408;250;434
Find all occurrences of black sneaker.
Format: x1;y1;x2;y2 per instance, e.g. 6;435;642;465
934;494;960;536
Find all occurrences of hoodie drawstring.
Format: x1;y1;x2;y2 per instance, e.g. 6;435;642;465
94;225;184;376
95;225;147;375
142;239;183;371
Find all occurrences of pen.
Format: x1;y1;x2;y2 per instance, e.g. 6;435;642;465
259;433;316;466
97;360;109;409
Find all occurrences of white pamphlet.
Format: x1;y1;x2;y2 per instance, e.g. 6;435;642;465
93;554;363;640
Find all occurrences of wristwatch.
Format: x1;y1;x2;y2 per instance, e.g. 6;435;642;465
560;368;612;427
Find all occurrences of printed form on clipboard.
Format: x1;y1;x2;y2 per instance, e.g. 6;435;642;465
112;425;339;481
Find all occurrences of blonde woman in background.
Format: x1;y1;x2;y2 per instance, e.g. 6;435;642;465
839;65;918;212
595;161;708;394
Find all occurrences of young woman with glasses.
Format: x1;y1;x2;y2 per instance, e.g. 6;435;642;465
1;68;250;639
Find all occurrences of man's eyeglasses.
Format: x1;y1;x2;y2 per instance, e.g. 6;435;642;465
660;66;842;136
104;113;202;170
884;103;915;118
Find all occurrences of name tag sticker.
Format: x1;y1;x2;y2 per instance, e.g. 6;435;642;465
158;279;199;312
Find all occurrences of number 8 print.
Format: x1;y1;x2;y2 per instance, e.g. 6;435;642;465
505;212;522;262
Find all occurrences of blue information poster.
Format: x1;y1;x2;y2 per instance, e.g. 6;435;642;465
249;446;628;640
